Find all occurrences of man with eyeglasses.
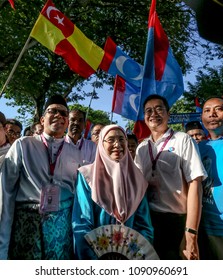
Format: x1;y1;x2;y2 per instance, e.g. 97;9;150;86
4;118;22;145
0;95;82;260
198;96;223;260
134;94;207;260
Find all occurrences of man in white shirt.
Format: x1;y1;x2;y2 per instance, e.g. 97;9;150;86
135;94;207;260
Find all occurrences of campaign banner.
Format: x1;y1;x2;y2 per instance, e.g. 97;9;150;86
168;113;201;124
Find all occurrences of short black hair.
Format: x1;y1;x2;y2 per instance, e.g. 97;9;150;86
23;126;32;136
90;123;105;132
202;96;223;107
143;94;170;112
5;118;23;131
0;111;6;126
69;109;86;121
30;122;42;132
127;133;138;144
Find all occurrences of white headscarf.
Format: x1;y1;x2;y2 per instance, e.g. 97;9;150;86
79;124;148;223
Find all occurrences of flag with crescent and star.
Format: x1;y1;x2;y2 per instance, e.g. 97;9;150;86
111;0;184;140
30;0;104;78
112;75;140;121
112;75;151;141
100;37;143;88
137;0;184;120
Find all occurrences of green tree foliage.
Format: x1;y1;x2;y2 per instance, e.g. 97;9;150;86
184;66;223;107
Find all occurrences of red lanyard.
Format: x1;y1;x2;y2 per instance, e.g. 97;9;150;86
148;129;174;172
41;134;64;176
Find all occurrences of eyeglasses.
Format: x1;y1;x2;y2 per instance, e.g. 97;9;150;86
144;106;166;116
103;137;126;144
7;129;21;138
45;108;69;117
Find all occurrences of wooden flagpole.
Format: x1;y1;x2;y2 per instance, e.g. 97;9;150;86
0;36;31;98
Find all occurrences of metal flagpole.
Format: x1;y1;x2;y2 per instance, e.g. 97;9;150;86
110;111;113;124
85;77;97;121
0;36;32;98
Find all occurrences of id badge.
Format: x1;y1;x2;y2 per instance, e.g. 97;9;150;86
40;183;60;213
147;176;160;203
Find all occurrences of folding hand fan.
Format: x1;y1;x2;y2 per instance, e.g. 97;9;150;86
84;224;159;260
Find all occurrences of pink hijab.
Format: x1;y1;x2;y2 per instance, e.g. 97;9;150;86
78;124;148;223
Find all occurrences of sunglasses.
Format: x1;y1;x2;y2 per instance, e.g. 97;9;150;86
45;108;69;117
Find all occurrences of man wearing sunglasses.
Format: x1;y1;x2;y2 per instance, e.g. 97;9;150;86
0;94;82;260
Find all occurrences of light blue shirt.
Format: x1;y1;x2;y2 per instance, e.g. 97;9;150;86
199;138;223;236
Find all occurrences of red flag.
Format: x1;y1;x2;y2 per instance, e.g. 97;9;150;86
112;75;125;115
195;97;202;112
84;119;92;139
8;0;15;9
30;0;104;78
133;120;151;143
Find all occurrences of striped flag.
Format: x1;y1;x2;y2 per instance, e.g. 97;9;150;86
30;0;104;78
138;0;184;120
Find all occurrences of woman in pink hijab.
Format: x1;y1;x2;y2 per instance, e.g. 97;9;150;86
72;124;154;259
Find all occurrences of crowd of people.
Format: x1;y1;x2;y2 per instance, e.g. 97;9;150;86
0;93;222;260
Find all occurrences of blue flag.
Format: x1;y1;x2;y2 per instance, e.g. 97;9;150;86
138;0;184;120
100;37;143;88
